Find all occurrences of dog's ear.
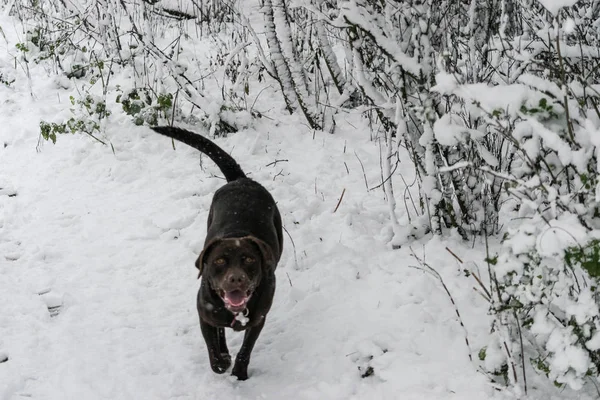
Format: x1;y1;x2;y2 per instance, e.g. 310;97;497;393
243;236;276;269
195;239;220;279
194;253;204;279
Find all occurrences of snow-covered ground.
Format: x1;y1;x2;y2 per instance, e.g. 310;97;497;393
0;7;595;400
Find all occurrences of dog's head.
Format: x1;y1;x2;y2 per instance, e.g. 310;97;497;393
196;236;275;313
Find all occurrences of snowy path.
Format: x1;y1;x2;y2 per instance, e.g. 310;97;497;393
0;14;500;400
0;122;495;400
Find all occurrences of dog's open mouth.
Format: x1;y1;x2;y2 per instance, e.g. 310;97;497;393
220;289;251;312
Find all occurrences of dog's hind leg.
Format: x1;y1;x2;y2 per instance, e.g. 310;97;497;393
200;319;231;374
232;318;265;380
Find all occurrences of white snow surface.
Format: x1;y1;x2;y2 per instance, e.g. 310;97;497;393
537;0;580;16
0;9;595;400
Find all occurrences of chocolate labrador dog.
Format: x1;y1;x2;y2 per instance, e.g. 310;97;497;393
151;126;283;380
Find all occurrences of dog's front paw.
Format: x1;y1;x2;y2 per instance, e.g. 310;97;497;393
231;362;248;380
210;353;232;374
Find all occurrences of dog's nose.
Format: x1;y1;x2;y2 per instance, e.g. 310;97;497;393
226;271;248;286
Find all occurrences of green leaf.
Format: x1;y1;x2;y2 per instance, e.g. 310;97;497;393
478;347;487;361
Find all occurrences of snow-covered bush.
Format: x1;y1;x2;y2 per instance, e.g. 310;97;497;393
40;93;111;145
296;0;512;240
2;0;253;142
437;0;600;391
487;215;600;391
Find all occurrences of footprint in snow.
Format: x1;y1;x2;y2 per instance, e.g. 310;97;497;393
38;289;64;318
350;338;392;379
0;187;17;197
1;241;22;262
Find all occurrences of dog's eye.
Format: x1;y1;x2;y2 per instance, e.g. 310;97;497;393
244;257;256;265
214;258;226;266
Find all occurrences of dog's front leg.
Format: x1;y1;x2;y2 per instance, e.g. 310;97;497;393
232;318;265;380
218;327;228;355
200;319;231;374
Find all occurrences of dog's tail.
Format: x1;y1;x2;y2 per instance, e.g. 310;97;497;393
151;126;246;182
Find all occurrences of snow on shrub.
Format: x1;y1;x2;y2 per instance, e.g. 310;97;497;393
492;214;600;390
419;0;600;392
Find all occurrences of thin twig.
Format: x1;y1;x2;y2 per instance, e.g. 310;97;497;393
282;225;298;268
333;188;346;213
513;310;527;395
354;151;369;191
265;159;289;167
503;341;518;383
470;271;492;302
409;248;473;362
445;247;463;264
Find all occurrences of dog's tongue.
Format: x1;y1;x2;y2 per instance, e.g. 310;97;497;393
224;290;247;307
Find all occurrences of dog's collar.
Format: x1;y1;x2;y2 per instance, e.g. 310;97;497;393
231;308;249;327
